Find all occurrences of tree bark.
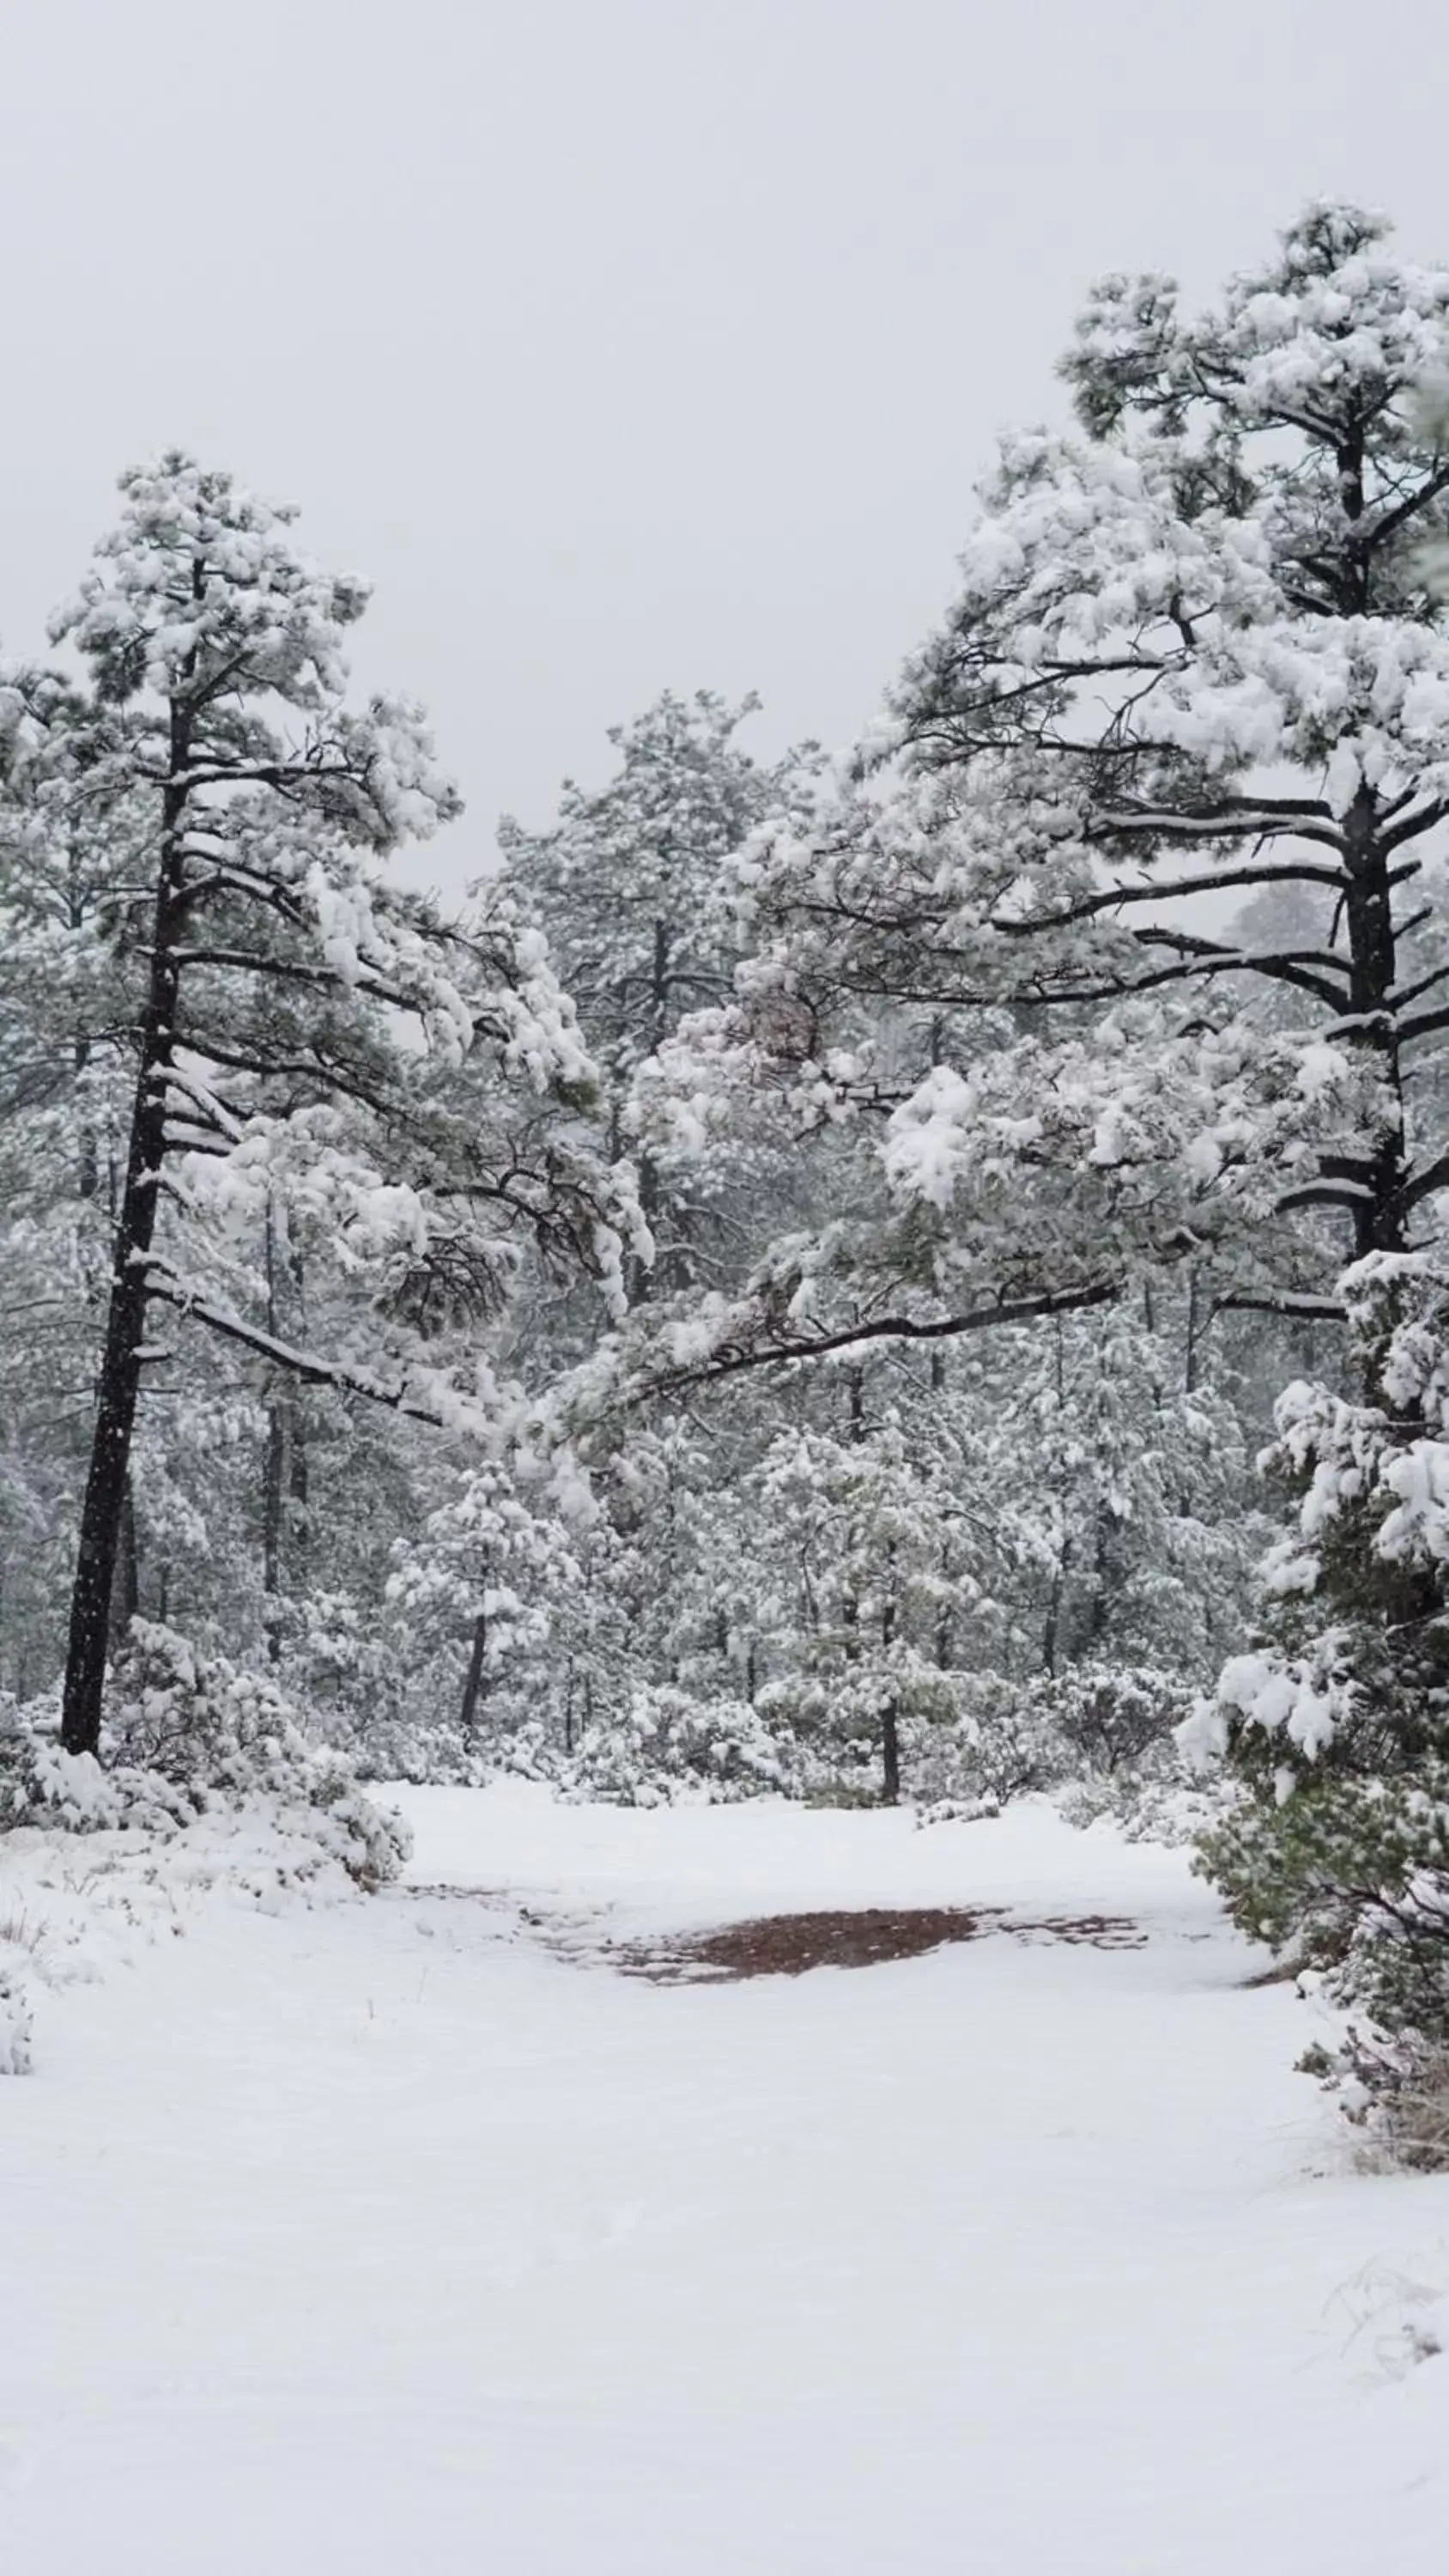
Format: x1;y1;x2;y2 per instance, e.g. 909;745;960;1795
880;1587;900;1802
261;1403;286;1660
1184;1266;1202;1395
627;919;673;1303
261;1204;287;1658
61;712;189;1754
286;1246;310;1563
1042;1538;1070;1679
1342;781;1408;1261
109;1478;141;1650
459;1607;488;1738
881;1698;901;1804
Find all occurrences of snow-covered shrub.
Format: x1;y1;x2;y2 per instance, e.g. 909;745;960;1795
1036;1666;1210;1837
912;1794;1003;1829
1046;1666;1191;1777
1188;1257;1449;2157
890;1664;1199;1829
1;1726;198;1836
568;1686;799;1806
1325;1873;1449;2169
0;1955;33;2075
1059;1771;1232;1846
1308;2029;1449;2176
908;1672;1071;1807
0;1707;45;2071
779;1665;1184;1814
3;1685;185;1833
0;1626;409;1891
112;1623;409;1888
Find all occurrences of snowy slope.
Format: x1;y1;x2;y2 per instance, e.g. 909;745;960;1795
3;1787;1448;2573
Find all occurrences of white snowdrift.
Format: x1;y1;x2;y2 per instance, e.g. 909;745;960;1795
3;1786;1447;2573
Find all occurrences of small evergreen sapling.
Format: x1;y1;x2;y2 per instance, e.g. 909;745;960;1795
1186;1255;1449;2144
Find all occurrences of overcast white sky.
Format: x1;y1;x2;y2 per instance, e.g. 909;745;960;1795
3;0;1447;886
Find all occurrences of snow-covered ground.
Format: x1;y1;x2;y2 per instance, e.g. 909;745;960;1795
4;1785;1449;2573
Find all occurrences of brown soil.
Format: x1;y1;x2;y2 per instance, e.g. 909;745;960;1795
612;1904;1145;1983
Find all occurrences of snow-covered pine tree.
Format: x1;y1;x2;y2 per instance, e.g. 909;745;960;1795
633;204;1449;1390
498;690;819;1294
0;666;156;1692
384;1457;585;1759
552;200;1449;1836
11;455;640;1754
749;1408;980;1801
1185;1250;1449;2149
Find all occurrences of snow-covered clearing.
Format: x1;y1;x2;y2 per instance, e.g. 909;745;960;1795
4;1787;1449;2573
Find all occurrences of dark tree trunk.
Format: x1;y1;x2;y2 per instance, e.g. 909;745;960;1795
109;1479;141;1650
1184;1266;1203;1395
261;1205;287;1657
287;1255;310;1563
622;917;673;1304
1042;1539;1070;1679
846;1367;864;1443
651;916;670;1054
1336;783;1409;1397
262;1403;286;1659
1342;783;1407;1261
61;722;190;1754
880;1588;900;1802
1083;1517;1111;1651
881;1698;901;1805
288;1417;309;1552
459;1608;488;1737
76;1040;100;1206
72;860;100;1206
633;1148;659;1298
1042;1315;1070;1678
1331;440;1407;1276
62;1099;167;1750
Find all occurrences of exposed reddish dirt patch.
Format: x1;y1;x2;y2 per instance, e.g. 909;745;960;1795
402;1887;1146;1978
613;1905;1144;1983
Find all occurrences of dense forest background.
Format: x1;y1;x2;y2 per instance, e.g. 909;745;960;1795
8;204;1449;2119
